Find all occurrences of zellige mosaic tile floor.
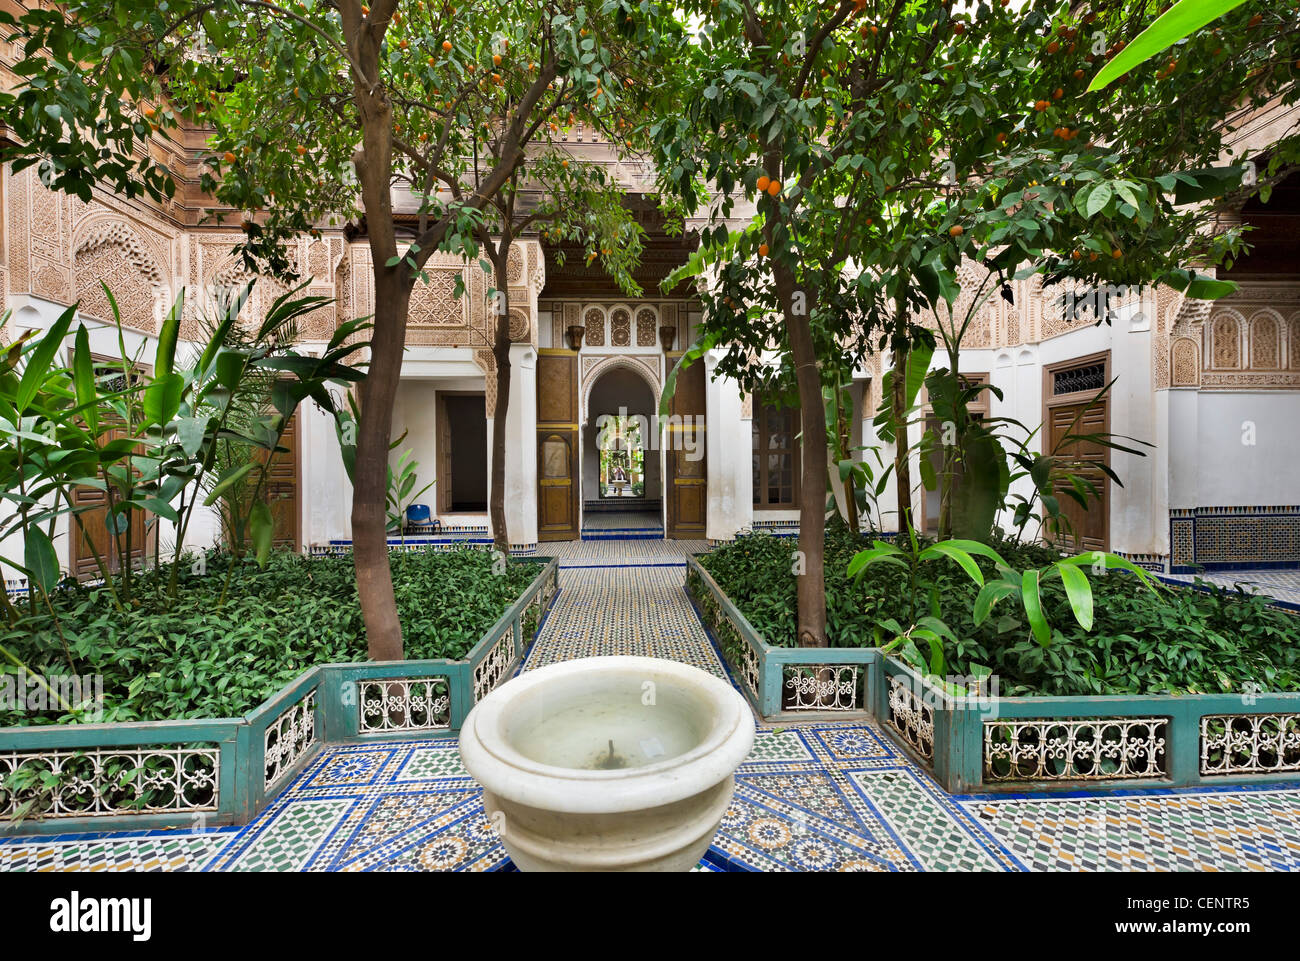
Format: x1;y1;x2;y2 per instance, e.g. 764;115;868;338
3;538;1300;872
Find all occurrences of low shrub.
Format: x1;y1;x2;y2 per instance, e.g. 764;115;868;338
699;520;1300;696
1;548;538;725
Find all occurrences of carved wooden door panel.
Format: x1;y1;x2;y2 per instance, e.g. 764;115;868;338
666;356;706;538
537;350;579;540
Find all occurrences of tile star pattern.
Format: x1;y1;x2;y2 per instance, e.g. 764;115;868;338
2;539;1299;872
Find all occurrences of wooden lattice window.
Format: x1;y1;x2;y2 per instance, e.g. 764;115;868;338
752;400;799;509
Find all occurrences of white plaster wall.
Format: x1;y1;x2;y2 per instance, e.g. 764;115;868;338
1169;390;1300;507
704;349;751;540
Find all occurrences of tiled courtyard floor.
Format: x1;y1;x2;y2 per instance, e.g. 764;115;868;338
3;540;1300;872
1163;568;1300;608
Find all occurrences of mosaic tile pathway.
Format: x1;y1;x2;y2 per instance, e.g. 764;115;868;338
1163;568;1300;608
3;539;1300;872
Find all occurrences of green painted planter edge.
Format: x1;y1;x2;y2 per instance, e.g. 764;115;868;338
0;556;559;836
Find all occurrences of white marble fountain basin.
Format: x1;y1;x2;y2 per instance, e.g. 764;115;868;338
458;655;755;871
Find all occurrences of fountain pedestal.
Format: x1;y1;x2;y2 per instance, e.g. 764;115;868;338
459;656;755;872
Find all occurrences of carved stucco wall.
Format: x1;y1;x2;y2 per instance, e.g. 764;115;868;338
2;163;545;354
1198;283;1300;390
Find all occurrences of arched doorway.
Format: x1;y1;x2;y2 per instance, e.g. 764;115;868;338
583;366;662;534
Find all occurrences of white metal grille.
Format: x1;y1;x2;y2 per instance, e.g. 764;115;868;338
887;674;934;760
473;630;517;702
359;678;451;733
1201;713;1300;775
0;746;219;819
985;717;1167;781
784;665;861;711
264;690;317;788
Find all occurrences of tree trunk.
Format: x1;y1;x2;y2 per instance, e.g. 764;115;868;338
891;342;912;535
489;253;512;556
776;268;829;648
353;272;410;661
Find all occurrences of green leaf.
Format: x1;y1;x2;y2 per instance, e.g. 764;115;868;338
249;500;274;569
72;324;98;433
142;373;183;427
1056;561;1095;631
973;580;1019;626
155;291;183;377
1022;568;1050;647
1088;0;1249;91
202;462;256;506
24;526;59;594
919;542;984;587
17;306;75;412
847;543;904;578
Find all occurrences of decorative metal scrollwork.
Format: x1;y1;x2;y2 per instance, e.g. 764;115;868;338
359;678;452;733
264;689;317;788
887;675;934;760
473;629;518;702
985;717;1167;781
1201;713;1300;775
0;745;219;820
784;666;860;712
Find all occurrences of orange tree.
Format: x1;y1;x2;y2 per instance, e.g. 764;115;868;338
650;0;1300;647
2;0;685;658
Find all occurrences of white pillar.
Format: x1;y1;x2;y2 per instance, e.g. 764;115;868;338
704;348;750;540
502;344;538;548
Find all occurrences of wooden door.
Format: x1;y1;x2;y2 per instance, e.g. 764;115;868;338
258;412;299;550
69;361;152;581
536;349;579;540
69;425;149;580
1044;355;1110;553
666;355;707;538
436;393;453;515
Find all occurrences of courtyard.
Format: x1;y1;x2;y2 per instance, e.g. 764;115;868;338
2;539;1299;873
0;0;1297;926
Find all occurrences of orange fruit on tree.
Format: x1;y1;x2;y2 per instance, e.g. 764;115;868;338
442;40;452;52
995;131;1007;144
952;21;965;35
1047;40;1060;53
296;144;307;155
493;54;502;66
1052;87;1063;99
767;180;782;196
756;174;771;192
428;56;435;66
1073;68;1085;79
223;150;237;163
143;105;156;118
399;39;408;50
1034;99;1049;111
1111;247;1122;259
758;243;769;257
949;224;964;237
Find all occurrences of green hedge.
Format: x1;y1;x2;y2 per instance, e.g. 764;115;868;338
699;521;1300;697
2;548;537;725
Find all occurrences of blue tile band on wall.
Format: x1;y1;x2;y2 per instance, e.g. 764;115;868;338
1169;505;1300;573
